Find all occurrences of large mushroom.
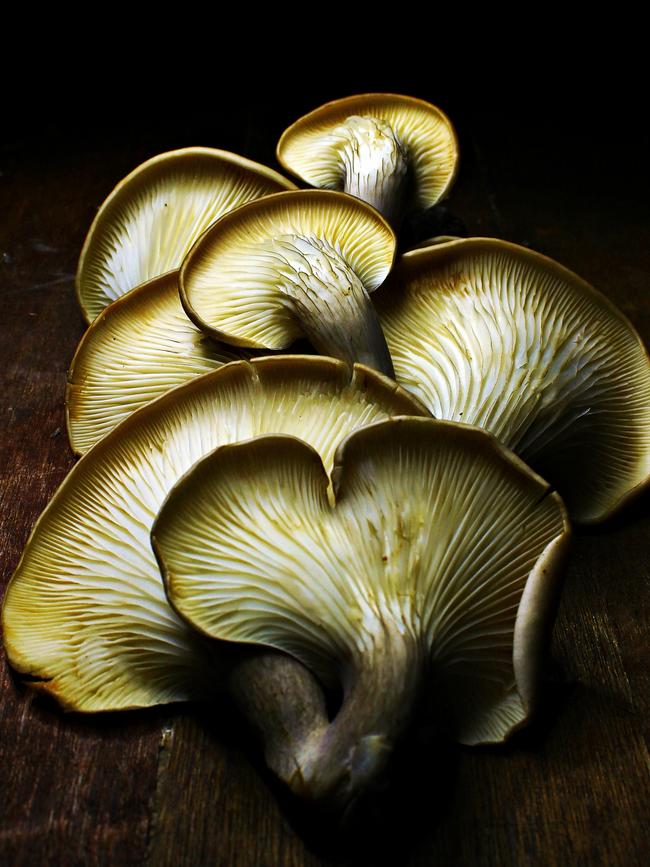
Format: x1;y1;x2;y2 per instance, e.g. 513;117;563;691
3;357;424;712
76;147;296;322
277;94;459;225
153;418;569;808
179;189;396;375
374;238;650;523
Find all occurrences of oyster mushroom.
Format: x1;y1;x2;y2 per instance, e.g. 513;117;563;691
3;357;424;712
374;238;650;523
277;93;459;225
66;271;251;455
153;418;569;807
76;147;296;323
179;189;396;375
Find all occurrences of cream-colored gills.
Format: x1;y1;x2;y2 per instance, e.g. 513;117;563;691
377;239;650;523
180;190;397;376
77;148;297;322
3;358;425;711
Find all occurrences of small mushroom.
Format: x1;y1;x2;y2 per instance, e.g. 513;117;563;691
77;147;296;323
374;238;650;523
66;271;251;455
277;94;459;225
3;358;425;712
179;189;396;376
153;418;569;807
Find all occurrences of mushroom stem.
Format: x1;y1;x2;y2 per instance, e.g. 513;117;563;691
296;623;422;810
230;623;421;813
269;235;395;377
331;116;408;225
295;288;395;378
228;650;330;787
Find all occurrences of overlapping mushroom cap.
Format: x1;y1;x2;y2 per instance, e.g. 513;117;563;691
154;418;569;749
67;272;250;455
180;189;396;375
375;239;650;523
3;358;425;711
277;94;459;224
76;148;297;322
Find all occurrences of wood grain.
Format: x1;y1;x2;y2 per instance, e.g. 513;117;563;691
1;95;648;866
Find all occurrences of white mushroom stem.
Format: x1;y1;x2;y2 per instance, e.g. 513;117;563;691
228;650;330;785
230;621;422;812
329;116;408;225
267;235;394;376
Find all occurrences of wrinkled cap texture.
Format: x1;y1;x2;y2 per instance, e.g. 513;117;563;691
76;148;297;322
2;358;425;711
375;239;650;523
179;189;395;354
277;94;458;215
67;271;251;455
154;418;569;745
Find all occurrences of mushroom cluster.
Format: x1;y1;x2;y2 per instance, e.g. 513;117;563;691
3;94;649;818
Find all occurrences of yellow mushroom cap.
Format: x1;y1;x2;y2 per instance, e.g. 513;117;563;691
375;238;650;523
154;418;569;746
3;358;426;712
76;148;297;323
180;189;396;374
277;94;459;219
66;271;252;456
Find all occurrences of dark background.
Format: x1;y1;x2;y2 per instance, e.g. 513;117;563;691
2;54;649;866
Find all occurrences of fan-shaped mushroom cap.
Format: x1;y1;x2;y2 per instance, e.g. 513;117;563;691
154;418;569;754
77;148;297;323
277;94;459;224
375;239;650;523
180;189;396;375
3;358;425;712
67;271;251;455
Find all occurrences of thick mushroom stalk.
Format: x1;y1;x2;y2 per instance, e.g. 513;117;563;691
154;419;570;808
295;625;422;806
229;626;422;812
328;116;408;224
180;190;397;376
260;235;394;375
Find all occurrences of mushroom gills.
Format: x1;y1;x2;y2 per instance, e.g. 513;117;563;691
76;148;297;322
276;94;459;224
376;239;650;523
66;271;252;455
154;418;569;808
3;358;425;713
180;190;397;377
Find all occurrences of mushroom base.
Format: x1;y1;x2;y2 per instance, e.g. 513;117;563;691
228;625;422;814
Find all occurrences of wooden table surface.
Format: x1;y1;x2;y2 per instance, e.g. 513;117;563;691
1;87;648;866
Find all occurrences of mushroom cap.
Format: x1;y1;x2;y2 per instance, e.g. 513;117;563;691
67;271;252;456
276;94;459;213
76;147;297;323
408;235;464;250
179;189;395;349
3;358;426;712
154;418;569;745
374;238;650;523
